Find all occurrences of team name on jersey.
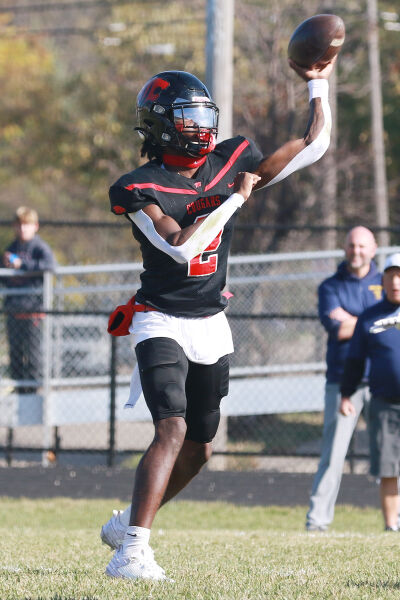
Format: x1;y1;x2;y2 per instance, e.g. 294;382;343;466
186;195;221;215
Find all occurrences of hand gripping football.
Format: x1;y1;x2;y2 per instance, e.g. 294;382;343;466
369;315;400;334
288;14;345;69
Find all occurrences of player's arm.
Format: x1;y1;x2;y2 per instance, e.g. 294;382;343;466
152;171;258;245
129;172;260;264
253;58;336;191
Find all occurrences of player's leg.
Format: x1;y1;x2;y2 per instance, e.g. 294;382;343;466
306;383;365;530
106;337;188;580
102;354;229;549
162;439;213;501
127;353;228;508
129;415;187;527
101;437;211;550
162;354;230;497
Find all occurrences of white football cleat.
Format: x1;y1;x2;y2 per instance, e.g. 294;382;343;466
100;510;126;550
105;545;171;581
370;314;400;334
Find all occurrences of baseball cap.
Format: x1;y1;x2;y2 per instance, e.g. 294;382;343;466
384;253;400;271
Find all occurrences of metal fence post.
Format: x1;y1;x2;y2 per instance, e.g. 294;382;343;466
41;270;53;466
6;427;13;466
108;335;117;467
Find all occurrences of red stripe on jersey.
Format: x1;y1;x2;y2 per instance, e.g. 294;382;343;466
124;182;198;195
204;140;250;192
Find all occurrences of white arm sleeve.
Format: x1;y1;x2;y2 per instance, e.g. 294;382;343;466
261;79;331;189
128;192;245;264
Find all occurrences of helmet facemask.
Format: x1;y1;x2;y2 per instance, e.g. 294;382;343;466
169;103;219;156
137;102;218;158
135;71;219;160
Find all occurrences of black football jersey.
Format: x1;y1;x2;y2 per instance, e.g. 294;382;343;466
109;135;263;317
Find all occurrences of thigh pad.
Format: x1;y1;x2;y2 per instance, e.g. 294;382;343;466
135;337;188;422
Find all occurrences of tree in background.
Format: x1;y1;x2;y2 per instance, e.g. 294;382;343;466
0;0;399;262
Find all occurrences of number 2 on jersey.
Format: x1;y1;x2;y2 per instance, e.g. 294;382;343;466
188;215;223;277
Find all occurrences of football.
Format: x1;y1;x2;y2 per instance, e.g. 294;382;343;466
288;14;345;69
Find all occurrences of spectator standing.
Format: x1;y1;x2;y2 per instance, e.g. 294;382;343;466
2;206;56;390
306;226;382;531
340;253;400;530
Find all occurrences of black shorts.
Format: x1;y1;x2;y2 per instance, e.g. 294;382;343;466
135;337;230;443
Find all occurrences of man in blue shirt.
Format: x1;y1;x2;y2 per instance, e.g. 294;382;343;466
340;253;400;531
306;226;382;531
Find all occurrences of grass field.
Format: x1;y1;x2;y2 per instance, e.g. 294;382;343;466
0;498;399;600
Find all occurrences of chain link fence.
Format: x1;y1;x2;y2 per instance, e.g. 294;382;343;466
1;246;398;470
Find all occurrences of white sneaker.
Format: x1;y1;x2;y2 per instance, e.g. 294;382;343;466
105;545;171;581
100;510;126;550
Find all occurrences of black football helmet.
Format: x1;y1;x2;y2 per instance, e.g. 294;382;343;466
136;71;219;158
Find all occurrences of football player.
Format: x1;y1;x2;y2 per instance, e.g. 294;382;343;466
103;60;336;580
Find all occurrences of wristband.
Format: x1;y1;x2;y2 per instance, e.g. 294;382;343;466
308;79;329;102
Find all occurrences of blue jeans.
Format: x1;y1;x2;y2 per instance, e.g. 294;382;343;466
306;382;370;529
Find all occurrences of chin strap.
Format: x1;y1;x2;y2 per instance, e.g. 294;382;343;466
162;153;207;169
162;132;216;168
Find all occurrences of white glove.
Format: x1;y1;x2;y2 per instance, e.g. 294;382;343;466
370;315;400;334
